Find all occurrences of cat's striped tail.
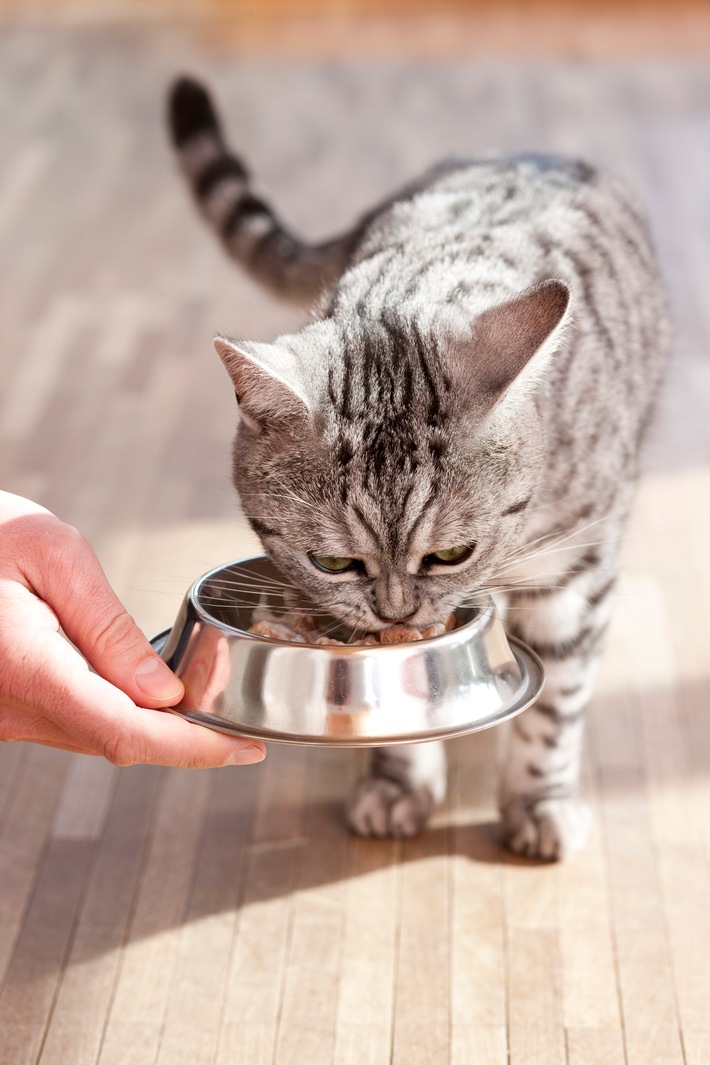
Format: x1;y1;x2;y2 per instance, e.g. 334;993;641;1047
168;76;350;302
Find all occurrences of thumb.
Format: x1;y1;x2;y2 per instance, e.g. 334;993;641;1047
27;519;184;708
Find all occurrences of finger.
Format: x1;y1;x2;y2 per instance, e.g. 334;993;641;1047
23;519;184;708
37;634;266;768
79;674;267;767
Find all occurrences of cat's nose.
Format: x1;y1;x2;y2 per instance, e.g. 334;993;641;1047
373;575;418;623
377;611;417;624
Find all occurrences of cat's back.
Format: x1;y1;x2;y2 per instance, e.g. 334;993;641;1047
355;153;648;260
338;153;664;336
330;153;669;420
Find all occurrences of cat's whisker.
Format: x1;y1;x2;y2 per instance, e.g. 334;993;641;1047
147;572;301;593
499;515;608;557
201;585;303;600
203;572;298;589
198;594;335;616
459;601;499;625
198;586;301;601
496;539;605;575
129;587;184;599
269;485;319;512
492;537;613;578
198;575;295;587
495;517;610;570
482;577;579;594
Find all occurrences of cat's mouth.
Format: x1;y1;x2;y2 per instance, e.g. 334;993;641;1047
289;583;469;638
335;603;453;636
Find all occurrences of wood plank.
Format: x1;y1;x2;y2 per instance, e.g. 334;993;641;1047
566;1028;626;1065
1;1024;47;1065
504;855;561;930
619;577;710;1049
214;845;300;1065
684;1029;710;1065
0;142;51;238
333;833;398;1065
451;1025;508;1065
157;763;260;1065
334;834;400;1065
601;774;685;1065
215;742;312;1065
249;737;311;847
0;742;27;828
450;729;507;1050
557;815;621;1031
507;929;566;1065
99;768;213;1065
0;747;71;985
275;749;352;1065
594;587;685;1065
0;293;88;440
51;756;116;840
38;765;163;1065
0;838;95;1058
391;786;451;1065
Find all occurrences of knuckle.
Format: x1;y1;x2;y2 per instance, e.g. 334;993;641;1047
183;742;217;769
92;610;139;659
100;721;139;767
22;518;92;588
42;518;87;565
57;521;88;551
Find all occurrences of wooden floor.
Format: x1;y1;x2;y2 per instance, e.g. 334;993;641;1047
1;23;710;1065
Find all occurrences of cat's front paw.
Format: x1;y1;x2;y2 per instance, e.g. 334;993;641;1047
500;794;591;860
346;775;435;838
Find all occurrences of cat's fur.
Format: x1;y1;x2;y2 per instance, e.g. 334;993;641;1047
168;76;669;859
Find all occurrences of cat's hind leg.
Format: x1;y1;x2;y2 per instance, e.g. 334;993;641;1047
498;550;618;860
346;741;447;838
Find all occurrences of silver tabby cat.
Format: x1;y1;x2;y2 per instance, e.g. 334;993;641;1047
168;77;669;860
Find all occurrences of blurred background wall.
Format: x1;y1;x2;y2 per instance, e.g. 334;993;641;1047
2;0;710;57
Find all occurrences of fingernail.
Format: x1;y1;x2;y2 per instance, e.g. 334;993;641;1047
225;745;266;766
134;656;184;702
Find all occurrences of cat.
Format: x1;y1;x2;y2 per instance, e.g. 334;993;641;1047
167;76;669;859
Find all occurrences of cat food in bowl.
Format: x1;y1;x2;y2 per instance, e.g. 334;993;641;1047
151;555;544;747
247;611;458;645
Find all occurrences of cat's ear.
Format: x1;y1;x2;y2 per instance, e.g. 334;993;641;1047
214;336;310;432
462;279;571;405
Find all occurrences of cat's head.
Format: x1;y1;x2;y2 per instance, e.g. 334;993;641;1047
215;279;570;632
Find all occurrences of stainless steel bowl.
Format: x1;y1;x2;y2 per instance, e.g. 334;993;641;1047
151;555;544;747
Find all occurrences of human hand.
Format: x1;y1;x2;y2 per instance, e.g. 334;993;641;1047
0;491;265;767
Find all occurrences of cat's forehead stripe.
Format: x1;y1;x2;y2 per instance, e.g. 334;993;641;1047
342;479;442;564
350;501;382;553
328;319;453;497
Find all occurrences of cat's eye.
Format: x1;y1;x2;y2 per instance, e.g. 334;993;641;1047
309;553;359;574
424;544;475;566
